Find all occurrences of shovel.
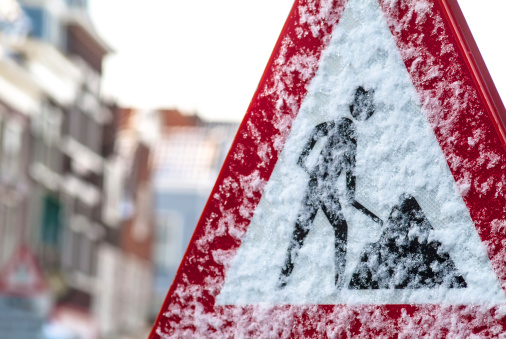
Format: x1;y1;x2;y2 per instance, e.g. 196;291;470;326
349;199;383;226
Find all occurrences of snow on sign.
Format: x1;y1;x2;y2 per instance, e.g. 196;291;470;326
151;0;506;337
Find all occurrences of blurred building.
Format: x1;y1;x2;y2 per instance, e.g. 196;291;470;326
148;109;238;315
116;108;239;315
94;108;155;338
0;1;155;338
0;1;238;337
0;0;38;273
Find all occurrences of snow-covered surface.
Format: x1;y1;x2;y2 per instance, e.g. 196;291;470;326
217;0;504;305
153;0;506;336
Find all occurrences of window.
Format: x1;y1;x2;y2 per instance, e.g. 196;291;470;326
132;184;151;242
61;194;75;270
67;211;98;276
32;101;62;145
156;211;184;273
79;91;100;114
37;195;62;268
2;118;22;182
66;0;88;9
62;219;74;270
0;198;19;268
69;215;87;273
44;105;62;145
79;111;89;147
103;157;123;226
32;102;63;174
21;7;45;39
70;91;104;153
79;233;91;274
21;6;62;46
41;195;62;247
87;116;102;153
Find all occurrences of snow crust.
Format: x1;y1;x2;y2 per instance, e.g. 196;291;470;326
154;0;506;337
217;0;504;305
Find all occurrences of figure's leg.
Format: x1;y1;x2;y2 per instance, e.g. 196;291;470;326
278;185;319;288
322;200;348;288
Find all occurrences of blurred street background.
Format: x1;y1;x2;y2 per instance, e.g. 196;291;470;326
0;0;504;338
0;1;244;338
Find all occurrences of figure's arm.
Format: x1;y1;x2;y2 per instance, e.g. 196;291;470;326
345;130;357;202
297;121;333;173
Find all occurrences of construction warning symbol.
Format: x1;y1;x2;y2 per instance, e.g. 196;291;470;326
0;245;47;296
151;0;506;337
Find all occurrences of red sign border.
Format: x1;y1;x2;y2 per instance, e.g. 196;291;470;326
151;0;506;337
441;0;506;145
0;244;48;297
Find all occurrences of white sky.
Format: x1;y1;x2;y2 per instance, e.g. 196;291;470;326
89;0;506;122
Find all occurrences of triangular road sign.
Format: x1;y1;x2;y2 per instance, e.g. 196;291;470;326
0;244;47;296
151;0;506;337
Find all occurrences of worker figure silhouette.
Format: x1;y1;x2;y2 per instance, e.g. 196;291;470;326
279;86;379;289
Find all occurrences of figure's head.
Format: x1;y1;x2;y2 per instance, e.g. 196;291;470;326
350;86;375;121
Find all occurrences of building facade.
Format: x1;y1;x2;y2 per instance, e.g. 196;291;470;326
0;1;155;338
148;109;238;316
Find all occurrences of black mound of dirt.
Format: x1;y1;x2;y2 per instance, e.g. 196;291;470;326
349;194;466;289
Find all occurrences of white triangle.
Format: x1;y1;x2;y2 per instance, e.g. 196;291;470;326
7;262;36;288
217;0;506;305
